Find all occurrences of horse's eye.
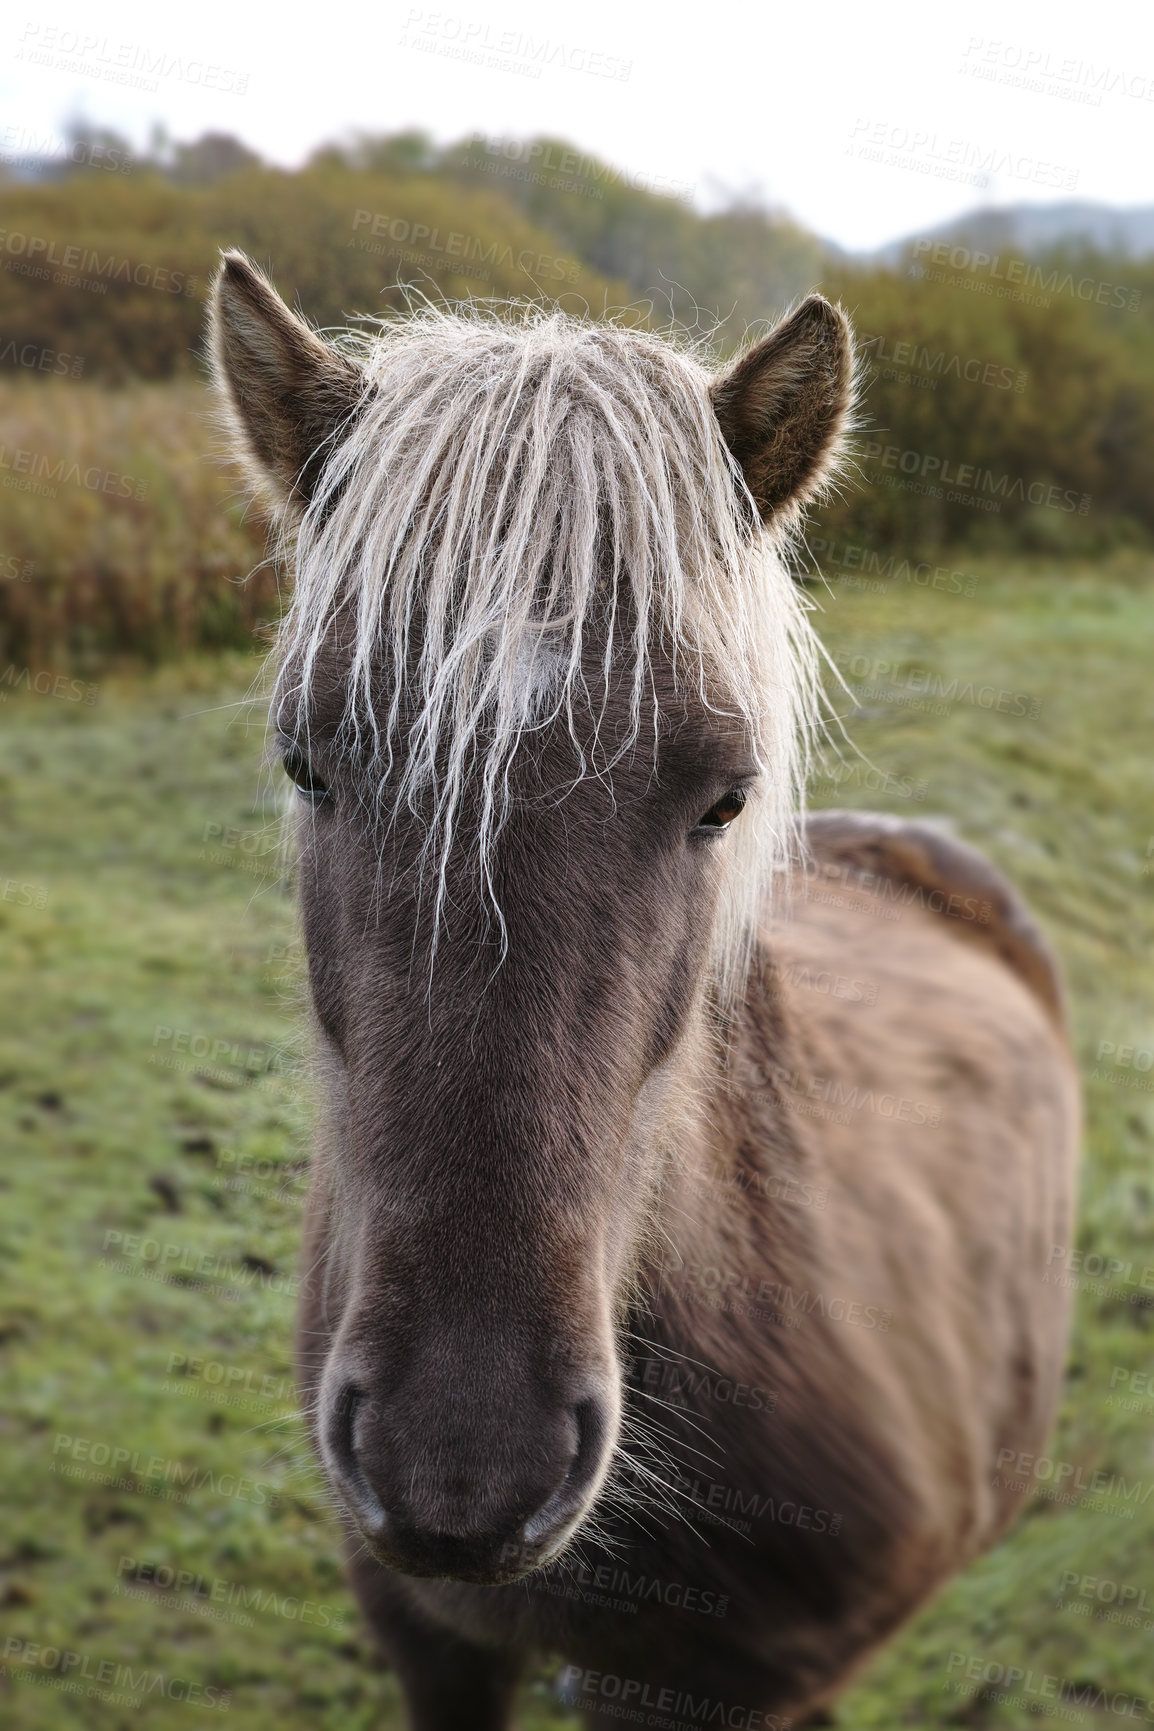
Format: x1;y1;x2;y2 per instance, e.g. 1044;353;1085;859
282;749;330;803
694;788;747;834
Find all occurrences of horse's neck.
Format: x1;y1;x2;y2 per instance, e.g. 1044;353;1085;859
640;969;822;1344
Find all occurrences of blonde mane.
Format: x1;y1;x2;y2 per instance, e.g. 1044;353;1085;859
272;304;826;998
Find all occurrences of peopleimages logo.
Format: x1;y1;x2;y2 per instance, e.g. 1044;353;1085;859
909;238;1141;310
15;24;249;95
960;37;1154;106
0;339;85;377
0;228;197;295
0;664;98;703
993;1444;1154;1518
148;1025;291;1083
465;133;694;200
162;1351;296;1406
667;1466;844;1539
558;1665;789;1728
397;10;632;81
0;124;133;173
835;651;1043;719
510;1555;730;1619
759;955;880;1006
2;1638;230;1711
0;446;149;502
50;1432;279;1507
808;535;978;598
1055;1569;1153;1621
633;1349;777;1411
99;1229;299;1297
861;439;1089;515
847;119;1077;190
945;1651;1154;1723
862;330;1027;393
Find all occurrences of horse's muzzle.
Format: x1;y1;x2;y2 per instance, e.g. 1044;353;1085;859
322;1380;613;1584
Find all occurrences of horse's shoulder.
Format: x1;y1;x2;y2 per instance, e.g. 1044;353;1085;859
800;808;1068;1034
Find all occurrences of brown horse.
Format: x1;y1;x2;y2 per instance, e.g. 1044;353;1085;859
209;253;1079;1730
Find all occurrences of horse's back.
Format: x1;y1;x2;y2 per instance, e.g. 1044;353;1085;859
752;810;1080;1552
801;807;1067;1031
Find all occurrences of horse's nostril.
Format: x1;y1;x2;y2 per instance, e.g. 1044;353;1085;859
521;1395;610;1547
329;1380;361;1473
326;1382;388;1536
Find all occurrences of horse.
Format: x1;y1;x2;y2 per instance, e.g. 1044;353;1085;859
208;251;1080;1730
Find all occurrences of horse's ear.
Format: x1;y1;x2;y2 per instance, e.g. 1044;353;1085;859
711;295;853;526
209;250;364;510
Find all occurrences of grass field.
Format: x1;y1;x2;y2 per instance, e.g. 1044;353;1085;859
1;555;1152;1728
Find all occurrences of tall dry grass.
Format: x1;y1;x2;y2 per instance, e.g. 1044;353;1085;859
0;378;276;667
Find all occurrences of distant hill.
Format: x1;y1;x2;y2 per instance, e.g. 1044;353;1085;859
871;202;1154;266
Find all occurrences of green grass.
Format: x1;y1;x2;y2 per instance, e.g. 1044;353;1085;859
1;556;1152;1728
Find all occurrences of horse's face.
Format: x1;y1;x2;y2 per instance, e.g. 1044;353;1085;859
210;254;851;1585
282;653;753;1583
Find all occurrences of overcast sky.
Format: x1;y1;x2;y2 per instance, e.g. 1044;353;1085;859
5;0;1152;250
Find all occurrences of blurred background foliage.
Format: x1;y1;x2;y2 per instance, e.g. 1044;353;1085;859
2;123;1153;666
